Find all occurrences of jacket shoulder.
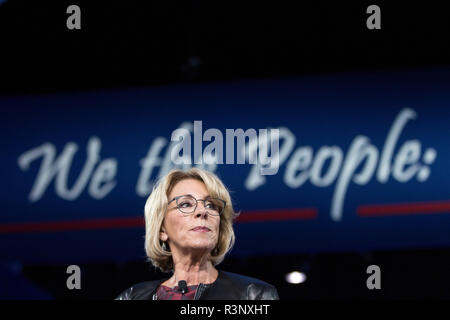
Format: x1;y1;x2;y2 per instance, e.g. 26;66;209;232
115;280;161;300
219;271;279;300
220;270;270;286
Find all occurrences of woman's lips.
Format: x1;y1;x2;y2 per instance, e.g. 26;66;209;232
191;226;211;232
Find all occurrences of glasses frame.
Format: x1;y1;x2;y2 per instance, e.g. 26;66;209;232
168;194;226;216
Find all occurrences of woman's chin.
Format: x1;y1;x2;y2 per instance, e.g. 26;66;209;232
186;243;214;253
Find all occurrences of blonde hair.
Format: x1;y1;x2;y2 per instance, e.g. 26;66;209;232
144;168;238;272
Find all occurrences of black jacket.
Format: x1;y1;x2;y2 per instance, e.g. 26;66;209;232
115;270;279;300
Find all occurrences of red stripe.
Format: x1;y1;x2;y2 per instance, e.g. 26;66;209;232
3;200;449;234
0;208;317;234
235;208;318;223
0;217;144;234
357;200;450;217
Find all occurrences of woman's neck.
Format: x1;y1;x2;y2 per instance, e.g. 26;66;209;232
168;259;218;287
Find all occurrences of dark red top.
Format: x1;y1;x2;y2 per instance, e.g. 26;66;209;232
155;284;199;300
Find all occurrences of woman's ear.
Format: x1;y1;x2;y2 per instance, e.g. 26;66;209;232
160;227;168;242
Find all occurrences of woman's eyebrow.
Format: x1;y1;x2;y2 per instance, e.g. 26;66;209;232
174;193;211;199
187;193;212;199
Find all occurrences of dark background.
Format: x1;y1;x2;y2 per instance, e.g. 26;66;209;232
2;1;450;96
1;1;450;299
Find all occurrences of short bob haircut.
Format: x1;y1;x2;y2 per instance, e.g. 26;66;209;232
144;168;238;273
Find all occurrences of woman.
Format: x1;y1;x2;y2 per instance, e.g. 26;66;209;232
116;168;279;300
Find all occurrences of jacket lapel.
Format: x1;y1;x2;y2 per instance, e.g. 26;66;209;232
199;271;246;300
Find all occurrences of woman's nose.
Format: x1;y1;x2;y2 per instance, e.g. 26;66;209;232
194;202;208;218
195;211;207;218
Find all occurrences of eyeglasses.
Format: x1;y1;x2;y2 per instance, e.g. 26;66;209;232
168;194;226;216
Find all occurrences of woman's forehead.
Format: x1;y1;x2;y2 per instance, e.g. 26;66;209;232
169;178;209;197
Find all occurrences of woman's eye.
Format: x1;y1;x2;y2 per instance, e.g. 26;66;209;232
206;202;217;210
180;202;193;207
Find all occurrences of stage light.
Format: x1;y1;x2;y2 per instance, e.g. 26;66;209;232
285;271;307;284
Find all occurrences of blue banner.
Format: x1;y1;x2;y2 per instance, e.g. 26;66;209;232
2;67;450;264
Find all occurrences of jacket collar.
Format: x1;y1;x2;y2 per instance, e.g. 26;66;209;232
200;270;246;299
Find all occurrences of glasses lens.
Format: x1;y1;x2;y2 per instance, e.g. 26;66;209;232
176;195;197;213
204;198;225;215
